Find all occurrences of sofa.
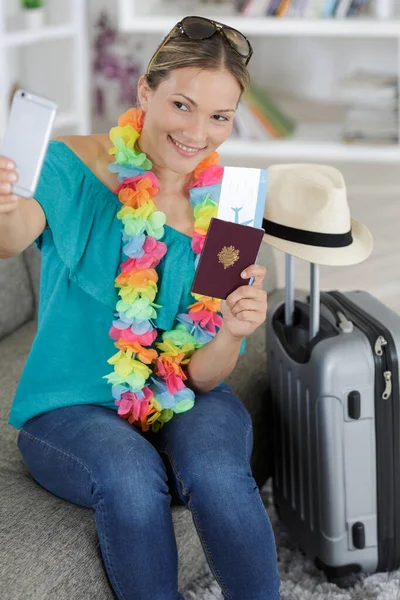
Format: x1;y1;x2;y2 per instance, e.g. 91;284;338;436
0;240;279;599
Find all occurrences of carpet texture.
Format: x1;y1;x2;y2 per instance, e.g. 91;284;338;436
183;485;400;600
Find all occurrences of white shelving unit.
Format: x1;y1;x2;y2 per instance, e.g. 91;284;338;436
117;0;400;164
0;0;90;140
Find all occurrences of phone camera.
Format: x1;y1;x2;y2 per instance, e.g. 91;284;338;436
21;92;25;97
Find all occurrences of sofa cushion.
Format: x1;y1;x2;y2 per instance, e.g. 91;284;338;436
0;255;34;342
0;321;206;598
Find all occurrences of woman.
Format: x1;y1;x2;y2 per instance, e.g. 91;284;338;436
0;16;280;600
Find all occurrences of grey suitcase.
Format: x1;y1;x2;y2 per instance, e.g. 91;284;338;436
267;256;400;585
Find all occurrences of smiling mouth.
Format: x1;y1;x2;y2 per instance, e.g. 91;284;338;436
168;135;206;154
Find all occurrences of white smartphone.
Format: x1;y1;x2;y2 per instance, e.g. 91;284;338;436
0;89;58;198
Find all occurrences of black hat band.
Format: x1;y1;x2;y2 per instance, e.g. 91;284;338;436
262;218;353;248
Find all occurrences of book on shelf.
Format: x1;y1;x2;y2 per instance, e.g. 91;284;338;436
234;100;272;140
344;133;398;145
344;109;398;139
232;83;296;141
338;71;398;102
339;70;398;145
241;0;271;15
239;0;373;17
338;73;398;110
320;0;339;18
346;107;398;124
334;0;354;18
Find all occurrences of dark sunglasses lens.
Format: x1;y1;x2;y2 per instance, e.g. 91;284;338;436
182;16;216;39
224;27;250;57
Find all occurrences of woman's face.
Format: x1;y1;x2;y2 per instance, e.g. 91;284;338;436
137;67;241;175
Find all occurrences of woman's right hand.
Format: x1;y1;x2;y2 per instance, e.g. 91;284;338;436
0;156;20;214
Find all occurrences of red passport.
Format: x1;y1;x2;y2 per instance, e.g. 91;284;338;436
191;218;265;300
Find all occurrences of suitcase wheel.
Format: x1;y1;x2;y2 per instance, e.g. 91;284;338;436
314;558;362;589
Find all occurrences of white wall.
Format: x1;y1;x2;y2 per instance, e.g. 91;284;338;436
5;0;398;186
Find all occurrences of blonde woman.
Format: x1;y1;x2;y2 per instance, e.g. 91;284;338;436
0;16;280;600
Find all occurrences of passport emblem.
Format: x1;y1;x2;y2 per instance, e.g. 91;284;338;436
218;245;240;270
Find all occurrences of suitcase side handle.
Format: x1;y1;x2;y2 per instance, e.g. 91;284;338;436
285;254;320;340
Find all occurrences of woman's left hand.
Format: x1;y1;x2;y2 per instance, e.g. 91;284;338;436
219;264;268;341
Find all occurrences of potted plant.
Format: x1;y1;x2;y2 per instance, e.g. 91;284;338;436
21;0;45;30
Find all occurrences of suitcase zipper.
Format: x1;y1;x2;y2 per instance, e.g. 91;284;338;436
322;291;400;572
375;336;392;400
322;294;393;399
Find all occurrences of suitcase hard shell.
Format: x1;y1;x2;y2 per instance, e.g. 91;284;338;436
267;260;400;583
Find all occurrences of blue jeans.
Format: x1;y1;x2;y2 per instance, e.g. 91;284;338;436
17;382;280;600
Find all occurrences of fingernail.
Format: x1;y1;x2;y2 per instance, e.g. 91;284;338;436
241;271;247;278
7;161;15;169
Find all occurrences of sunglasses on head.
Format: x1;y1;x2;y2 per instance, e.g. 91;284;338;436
146;15;253;74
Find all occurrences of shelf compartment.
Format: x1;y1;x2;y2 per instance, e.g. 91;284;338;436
117;15;400;38
4;24;76;48
220;139;400;163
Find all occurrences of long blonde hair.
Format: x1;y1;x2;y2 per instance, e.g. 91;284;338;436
145;30;250;94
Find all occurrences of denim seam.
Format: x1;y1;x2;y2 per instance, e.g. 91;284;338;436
245;421;253;464
95;496;129;600
161;447;233;600
18;429;128;600
19;429;98;483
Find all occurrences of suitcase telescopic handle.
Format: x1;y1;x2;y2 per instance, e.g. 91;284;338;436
285;254;320;340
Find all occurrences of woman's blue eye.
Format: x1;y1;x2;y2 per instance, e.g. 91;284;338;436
174;101;188;111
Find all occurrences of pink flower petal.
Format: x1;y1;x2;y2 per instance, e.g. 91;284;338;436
191;164;224;188
115;172;159;194
191;232;205;254
110;327;157;346
117;396;133;417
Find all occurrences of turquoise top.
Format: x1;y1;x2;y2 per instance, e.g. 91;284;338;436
8;141;244;429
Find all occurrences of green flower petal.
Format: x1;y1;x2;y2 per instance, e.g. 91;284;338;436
163;328;195;348
159;409;174;423
146;211;166;239
122;215;146;235
193;195;218;218
103;372;125;386
113;140;152;169
125;372;147;389
116;299;130;313
125;298;158;320
173;398;195;414
151;420;162;433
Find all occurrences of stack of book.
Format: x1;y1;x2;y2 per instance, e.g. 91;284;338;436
239;0;371;18
338;71;398;145
232;82;296;141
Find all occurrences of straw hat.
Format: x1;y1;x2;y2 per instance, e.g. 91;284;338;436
262;164;373;266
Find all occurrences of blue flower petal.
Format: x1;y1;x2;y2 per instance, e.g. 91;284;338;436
108;163;146;180
189;182;221;208
123;233;146;258
112;384;130;400
112;319;131;330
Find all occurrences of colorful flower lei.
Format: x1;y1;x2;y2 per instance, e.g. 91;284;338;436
103;108;224;433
